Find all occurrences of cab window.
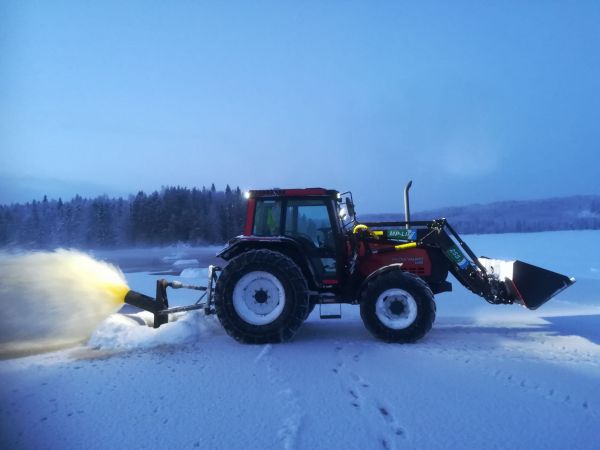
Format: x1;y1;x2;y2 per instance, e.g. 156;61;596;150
284;200;333;250
253;200;281;236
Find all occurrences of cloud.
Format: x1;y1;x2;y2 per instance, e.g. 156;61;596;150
438;131;501;177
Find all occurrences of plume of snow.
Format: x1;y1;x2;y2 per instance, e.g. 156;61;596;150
0;249;128;357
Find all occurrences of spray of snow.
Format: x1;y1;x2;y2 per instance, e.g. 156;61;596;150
88;311;220;351
0;249;128;358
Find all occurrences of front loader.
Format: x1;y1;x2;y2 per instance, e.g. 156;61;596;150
124;183;575;343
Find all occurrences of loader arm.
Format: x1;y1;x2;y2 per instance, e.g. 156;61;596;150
421;220;514;304
361;219;575;309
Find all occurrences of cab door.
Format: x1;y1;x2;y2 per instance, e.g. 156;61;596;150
283;199;340;284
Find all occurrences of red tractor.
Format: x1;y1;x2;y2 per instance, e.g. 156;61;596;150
124;185;574;344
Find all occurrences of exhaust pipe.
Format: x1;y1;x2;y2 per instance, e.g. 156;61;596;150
404;180;412;230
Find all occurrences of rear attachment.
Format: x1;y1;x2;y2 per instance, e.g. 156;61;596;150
124;265;220;328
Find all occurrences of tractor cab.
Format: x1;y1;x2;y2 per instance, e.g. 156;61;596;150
235;188;351;288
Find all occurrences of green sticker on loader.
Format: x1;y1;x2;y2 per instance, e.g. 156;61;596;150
387;229;417;240
446;245;469;269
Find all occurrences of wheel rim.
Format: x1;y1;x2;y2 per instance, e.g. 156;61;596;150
233;271;286;325
375;288;418;330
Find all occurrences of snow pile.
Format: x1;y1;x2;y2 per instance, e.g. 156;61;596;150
179;267;207;278
0;249;128;358
172;259;200;268
88;310;220;351
478;257;515;280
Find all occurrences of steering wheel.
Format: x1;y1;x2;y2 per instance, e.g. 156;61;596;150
317;228;334;248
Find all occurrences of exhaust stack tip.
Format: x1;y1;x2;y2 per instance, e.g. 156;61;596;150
404;180;413;230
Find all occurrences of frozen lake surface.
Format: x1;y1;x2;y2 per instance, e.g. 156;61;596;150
1;231;599;449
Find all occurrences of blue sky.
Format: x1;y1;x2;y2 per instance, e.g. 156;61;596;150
1;1;599;213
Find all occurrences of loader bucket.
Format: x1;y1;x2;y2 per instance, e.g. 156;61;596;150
479;257;575;310
509;260;575;309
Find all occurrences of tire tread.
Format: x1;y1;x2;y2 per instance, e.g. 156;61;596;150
360;270;436;343
215;249;309;344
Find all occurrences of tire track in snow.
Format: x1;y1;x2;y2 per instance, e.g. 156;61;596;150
332;343;407;450
255;344;303;450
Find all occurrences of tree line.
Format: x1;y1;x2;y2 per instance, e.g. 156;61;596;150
363;195;600;234
1;188;599;250
0;185;246;249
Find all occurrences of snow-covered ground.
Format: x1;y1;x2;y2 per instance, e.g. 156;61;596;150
1;231;599;449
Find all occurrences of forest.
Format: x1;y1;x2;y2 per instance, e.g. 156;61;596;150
1;187;599;249
363;195;600;234
0;185;246;249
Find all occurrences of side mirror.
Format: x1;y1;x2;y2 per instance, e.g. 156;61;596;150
346;197;356;219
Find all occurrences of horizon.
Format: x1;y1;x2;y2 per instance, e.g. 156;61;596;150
2;2;600;214
2;183;599;216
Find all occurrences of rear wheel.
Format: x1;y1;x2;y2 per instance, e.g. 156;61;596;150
215;249;309;344
360;270;436;343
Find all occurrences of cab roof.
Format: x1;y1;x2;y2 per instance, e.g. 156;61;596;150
247;188;339;199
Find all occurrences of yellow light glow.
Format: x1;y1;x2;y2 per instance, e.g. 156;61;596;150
0;249;130;357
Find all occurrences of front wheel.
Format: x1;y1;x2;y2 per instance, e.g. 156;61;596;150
360;271;436;343
215;249;309;344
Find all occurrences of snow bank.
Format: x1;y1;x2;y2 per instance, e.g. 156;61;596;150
87;266;218;351
0;249;128;358
172;259;200;268
88;310;220;351
179;267;208;278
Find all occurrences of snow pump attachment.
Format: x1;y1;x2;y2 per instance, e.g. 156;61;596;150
123;266;220;328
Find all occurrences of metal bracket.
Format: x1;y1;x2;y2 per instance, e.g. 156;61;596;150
204;265;220;315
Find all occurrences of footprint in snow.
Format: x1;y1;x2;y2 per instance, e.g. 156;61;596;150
348;388;361;408
377;405;407;440
337;368;407;446
492;369;596;416
350;372;370;388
